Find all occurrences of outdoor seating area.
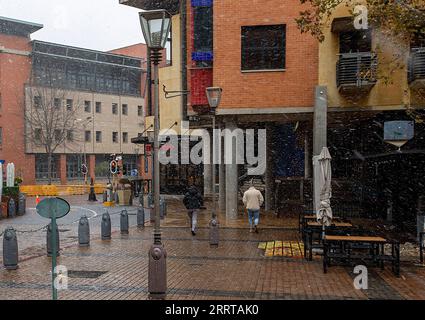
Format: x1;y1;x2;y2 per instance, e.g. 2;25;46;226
299;210;401;276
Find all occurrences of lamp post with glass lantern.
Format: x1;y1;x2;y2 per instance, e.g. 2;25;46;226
206;87;223;246
139;9;171;300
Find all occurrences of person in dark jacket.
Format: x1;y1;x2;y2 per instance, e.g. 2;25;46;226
183;186;203;236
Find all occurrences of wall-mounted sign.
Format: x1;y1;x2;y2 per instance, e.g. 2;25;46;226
384;121;414;149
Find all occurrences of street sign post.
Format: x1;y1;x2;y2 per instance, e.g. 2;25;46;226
36;197;70;300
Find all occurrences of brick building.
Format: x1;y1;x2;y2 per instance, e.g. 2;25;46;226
0;16;149;185
120;0;320;218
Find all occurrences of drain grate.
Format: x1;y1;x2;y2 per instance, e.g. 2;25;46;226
67;270;108;279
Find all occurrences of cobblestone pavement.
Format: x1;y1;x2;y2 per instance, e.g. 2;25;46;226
0;195;424;300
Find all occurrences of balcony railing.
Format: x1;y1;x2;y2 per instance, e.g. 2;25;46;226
408;48;425;86
119;0;180;14
336;52;378;93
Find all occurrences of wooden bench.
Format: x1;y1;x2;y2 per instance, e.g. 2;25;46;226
323;235;400;276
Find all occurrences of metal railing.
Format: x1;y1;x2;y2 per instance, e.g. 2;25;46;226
408;48;425;83
336;52;378;89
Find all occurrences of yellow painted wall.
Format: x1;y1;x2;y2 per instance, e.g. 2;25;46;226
145;14;183;135
319;2;411;110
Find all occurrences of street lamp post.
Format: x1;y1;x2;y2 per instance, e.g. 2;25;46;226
139;9;171;300
206;87;223;247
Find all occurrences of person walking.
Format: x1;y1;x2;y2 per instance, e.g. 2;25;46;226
243;183;264;233
183;186;203;236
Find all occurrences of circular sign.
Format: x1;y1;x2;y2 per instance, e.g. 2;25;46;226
36;197;70;219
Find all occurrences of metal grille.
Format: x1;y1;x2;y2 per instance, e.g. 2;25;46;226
408;48;425;83
336;52;377;89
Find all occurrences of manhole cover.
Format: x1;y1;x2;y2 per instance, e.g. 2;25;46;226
67;270;108;279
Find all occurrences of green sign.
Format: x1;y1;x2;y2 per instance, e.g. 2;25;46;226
36;197;70;219
36;197;70;301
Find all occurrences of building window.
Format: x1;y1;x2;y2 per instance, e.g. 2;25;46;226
34;128;42;142
54;130;61;142
54;98;61;108
96;102;102;113
66;154;84;179
66;99;73;111
138;105;143;117
96;131;102;143
84;100;91;113
122;104;128;116
112;132;118;143
122;155;138;176
34;96;42;108
35;154;59;180
123;132;128;143
67;130;73;142
85;130;91;142
112;103;118;115
339;30;372;53
241;24;286;71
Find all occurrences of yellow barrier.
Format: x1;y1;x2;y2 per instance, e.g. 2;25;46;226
20;185;106;197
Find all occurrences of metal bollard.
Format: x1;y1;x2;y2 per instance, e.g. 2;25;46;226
148;244;167;299
78;216;90;247
137;207;145;228
47;223;60;257
3;227;18;270
120;209;129;234
18;193;26;216
8;198;16;218
101;212;111;240
209;219;219;247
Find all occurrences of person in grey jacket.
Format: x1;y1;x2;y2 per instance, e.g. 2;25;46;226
183;186;203;236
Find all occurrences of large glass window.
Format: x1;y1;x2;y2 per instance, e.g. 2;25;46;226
66;154;84;179
241;24;286;71
193;7;213;52
35;154;59;180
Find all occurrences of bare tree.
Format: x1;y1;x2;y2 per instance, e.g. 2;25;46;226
24;72;84;185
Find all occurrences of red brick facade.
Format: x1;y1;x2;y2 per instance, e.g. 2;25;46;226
0;33;36;184
213;0;318;110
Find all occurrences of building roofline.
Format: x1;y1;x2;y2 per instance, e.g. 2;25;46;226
32;39;144;62
108;42;147;52
0;16;43;36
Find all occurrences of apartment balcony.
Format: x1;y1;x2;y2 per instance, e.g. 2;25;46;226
336;52;378;94
119;0;180;14
408;48;425;89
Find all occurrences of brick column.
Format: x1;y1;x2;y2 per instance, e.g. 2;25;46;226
59;154;67;185
89;155;96;182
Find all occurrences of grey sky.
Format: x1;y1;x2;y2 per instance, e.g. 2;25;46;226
0;0;146;51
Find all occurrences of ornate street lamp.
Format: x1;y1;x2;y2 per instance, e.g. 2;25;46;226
139;9;171;300
206;87;223;247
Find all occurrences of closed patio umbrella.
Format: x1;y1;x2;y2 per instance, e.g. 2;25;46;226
317;147;333;230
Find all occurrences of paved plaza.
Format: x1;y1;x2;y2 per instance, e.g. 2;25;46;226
0;196;424;300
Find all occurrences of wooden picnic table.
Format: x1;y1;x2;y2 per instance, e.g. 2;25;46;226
323;234;400;276
307;221;352;228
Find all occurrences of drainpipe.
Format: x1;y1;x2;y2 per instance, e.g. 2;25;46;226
180;0;188;121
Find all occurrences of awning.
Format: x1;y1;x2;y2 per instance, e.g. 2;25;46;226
331;16;355;33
